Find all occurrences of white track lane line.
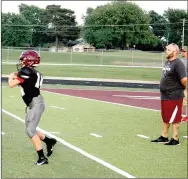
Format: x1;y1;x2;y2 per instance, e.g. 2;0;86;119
2;109;136;178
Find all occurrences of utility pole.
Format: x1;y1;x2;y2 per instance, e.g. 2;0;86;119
182;18;186;48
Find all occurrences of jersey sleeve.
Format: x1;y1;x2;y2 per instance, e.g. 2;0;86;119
175;60;186;79
17;67;33;83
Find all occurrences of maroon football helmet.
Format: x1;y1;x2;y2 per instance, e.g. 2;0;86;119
19;50;40;67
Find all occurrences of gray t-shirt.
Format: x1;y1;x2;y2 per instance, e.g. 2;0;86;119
181;58;188;76
160;58;186;100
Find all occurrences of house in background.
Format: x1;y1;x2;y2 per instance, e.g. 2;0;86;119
72;43;95;52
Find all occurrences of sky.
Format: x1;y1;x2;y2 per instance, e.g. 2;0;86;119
1;1;187;25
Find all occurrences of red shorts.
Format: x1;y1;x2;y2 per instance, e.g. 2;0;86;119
161;99;183;124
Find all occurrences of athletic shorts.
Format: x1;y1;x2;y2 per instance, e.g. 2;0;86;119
161;99;183;124
183;89;187;106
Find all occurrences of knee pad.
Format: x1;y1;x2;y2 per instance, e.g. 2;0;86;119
25;126;37;138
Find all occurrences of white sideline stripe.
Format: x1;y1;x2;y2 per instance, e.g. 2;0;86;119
169;105;178;124
2;132;5;135
183;136;188;139
51;106;65;110
42;90;160;112
137;134;150;139
2;109;136;178
90;133;103;138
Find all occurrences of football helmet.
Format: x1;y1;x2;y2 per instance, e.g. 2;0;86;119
17;50;40;70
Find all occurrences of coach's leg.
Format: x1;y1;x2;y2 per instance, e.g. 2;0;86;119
172;122;180;140
161;100;170;138
161;122;170;138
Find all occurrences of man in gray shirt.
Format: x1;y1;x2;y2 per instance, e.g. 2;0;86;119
181;46;188;122
151;43;187;145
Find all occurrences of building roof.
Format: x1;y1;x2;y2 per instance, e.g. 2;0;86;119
73;43;95;48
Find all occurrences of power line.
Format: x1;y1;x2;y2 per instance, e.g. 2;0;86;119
12;29;186;33
1;21;184;28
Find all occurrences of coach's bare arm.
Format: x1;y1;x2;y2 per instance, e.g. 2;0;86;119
181;77;187;89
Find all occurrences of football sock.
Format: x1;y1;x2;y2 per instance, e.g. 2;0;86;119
37;149;45;159
43;136;51;144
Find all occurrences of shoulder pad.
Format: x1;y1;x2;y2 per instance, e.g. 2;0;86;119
18;67;35;79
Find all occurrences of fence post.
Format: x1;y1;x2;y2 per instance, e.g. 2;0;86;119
7;47;10;62
100;50;103;67
70;48;73;66
131;49;134;67
38;47;40;56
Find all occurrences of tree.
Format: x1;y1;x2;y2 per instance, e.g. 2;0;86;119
149;10;167;39
2;13;32;47
43;5;80;50
19;3;48;47
83;1;159;50
164;8;188;47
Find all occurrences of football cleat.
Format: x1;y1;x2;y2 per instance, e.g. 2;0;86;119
47;138;57;157
35;157;48;165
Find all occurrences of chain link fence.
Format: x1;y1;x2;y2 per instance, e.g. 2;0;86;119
2;46;165;68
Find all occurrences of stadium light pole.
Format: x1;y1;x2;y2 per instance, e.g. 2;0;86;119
182;18;186;48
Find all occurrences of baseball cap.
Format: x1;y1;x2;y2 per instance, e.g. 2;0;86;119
181;46;187;52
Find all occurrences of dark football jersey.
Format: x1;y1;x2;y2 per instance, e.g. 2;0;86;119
160;58;186;100
17;67;43;106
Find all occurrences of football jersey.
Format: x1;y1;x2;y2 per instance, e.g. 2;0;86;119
17;67;43;106
160;58;186;100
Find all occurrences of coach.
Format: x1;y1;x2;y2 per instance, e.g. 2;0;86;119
151;43;187;145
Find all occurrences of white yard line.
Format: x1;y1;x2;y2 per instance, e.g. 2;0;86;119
90;133;103;138
42;90;160;112
2;109;136;178
183;136;188;139
137;134;150;139
51;106;65;110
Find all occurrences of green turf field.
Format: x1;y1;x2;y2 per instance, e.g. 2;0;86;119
2;86;187;178
2;64;161;81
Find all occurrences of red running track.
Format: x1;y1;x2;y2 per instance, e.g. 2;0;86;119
42;88;161;111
